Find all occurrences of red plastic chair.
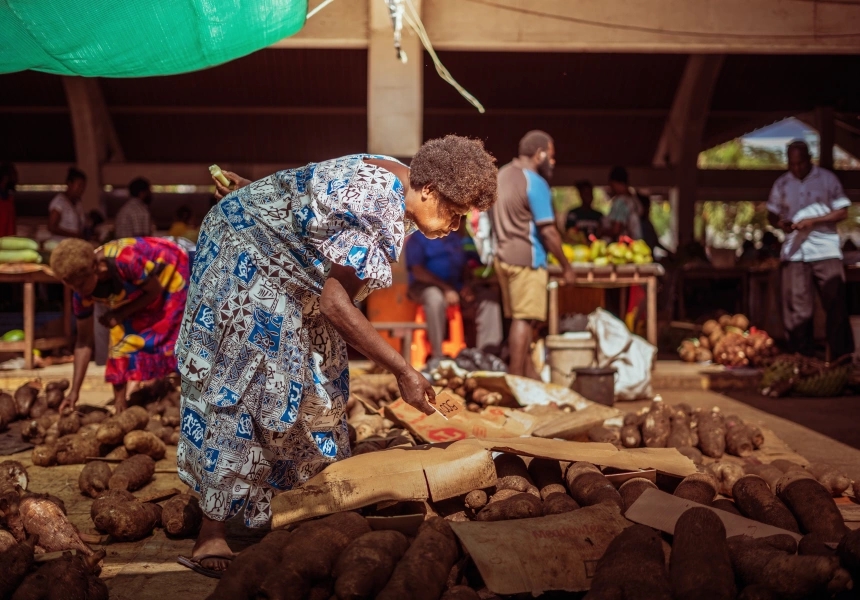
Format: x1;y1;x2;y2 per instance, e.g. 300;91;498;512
411;304;467;368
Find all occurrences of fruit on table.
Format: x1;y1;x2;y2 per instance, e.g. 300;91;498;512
1;330;24;342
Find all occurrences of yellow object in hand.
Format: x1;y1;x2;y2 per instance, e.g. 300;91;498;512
209;165;232;188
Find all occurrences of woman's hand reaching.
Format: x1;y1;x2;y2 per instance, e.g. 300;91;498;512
396;366;436;415
213;171;251;200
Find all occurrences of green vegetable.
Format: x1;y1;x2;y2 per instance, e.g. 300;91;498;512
0;250;42;264
1;330;24;342
0;237;38;251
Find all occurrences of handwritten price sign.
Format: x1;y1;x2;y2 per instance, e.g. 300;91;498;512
429;389;465;420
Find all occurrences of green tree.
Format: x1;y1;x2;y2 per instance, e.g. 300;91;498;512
698;139;785;170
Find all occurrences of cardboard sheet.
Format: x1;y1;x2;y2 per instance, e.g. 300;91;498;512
470;372;594;409
450;504;630;594
385;399;537;443
270;442;496;528
456;437;697;477
626;487;803;541
530;404;621;440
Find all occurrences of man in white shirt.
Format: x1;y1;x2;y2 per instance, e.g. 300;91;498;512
767;140;853;359
48;167;86;241
114;177;154;239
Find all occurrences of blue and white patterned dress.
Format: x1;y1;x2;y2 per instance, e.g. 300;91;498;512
175;155;413;527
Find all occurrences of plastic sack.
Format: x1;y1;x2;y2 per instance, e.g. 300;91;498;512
587;308;657;401
0;0;306;77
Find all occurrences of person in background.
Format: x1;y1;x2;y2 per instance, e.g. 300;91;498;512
767;140;853;359
49;237;189;413
167;205;199;243
606;166;643;240
565;180;603;242
492;130;576;379
406;226;502;358
48;167;87;241
636;193;671;256
738;240;758;266
115;177;154;239
759;231;782;261
0;163;18;237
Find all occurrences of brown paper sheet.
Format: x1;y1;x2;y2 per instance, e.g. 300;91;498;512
626;487;803;540
530;404;621;440
270;442;496;528
450;504;630;594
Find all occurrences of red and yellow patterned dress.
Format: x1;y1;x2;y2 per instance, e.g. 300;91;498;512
73;238;189;385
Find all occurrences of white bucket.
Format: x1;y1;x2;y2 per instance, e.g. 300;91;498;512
546;332;597;388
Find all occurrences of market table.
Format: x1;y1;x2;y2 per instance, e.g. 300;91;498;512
0;264;72;369
547;263;664;345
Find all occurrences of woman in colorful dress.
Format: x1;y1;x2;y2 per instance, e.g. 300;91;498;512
175;135;497;577
50;237;189;411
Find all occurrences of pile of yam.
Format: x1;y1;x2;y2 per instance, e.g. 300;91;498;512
19;376;181;468
679;314;777;367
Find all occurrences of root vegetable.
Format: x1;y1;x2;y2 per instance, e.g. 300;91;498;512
776;472;848;540
618;477;657;513
31;445;56;467
92;497;161;541
837;528;860;583
697;411;726;458
620;424;641;448
43;379;68;409
162;494;202;537
676;446;702;465
90;490;135;522
55;433;102;465
206;530;292;600
642;403;671;448
95;405;149;446
464;490;488;513
488;489;520;504
79;409;108;426
806;463;850;497
726;426;754;458
123;430;166;460
584;524;671;600
476;492;542;521
623;412;644;427
56;413;81;437
744;464;783;490
109;454;155;492
542;492;580;515
441;586;480;600
667;412;693;448
0;530;16;553
732;475;799;532
19;495;92;555
27;397;47;419
673;473;718;505
258;512;372;600
671;507;736;600
527;459;566;500
104;446;128;461
707;462;745;497
0;535;37;598
12;547;106;600
588;426;620;444
376;518;459;600
738;585;777;600
759;534;799;554
565;466;623;512
771;459;804;473
13;382;40;418
78;462;112;499
333;530;409;600
728;535;852;599
0;393;17;425
493;454;532;493
711;498;742;515
162;406;180;427
798;532;839;557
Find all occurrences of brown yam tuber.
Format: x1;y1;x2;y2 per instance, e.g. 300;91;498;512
837;528;860;583
333;530;409;600
0;393;16;425
542;492;580;515
738;585;778;600
771;459;805;473
798;532;839;557
697;411;726;458
161;494;202;537
56;412;81;437
670;507;736;600
488;489;520;504
476;492;542;521
104;446;129;461
726;426;755;458
0;530;16;553
526;458;566;500
96;405;149;446
79;409;108;426
206;530;292;600
0;535;37;598
92;496;161;542
711;498;742;516
78;461;112;499
776;472;849;540
673;472;718;505
642;402;671;448
707;462;745;497
618;477;657;513
19;495;92;555
27;397;47;419
13;381;40;418
162;406;180;427
620;424;642;448
55;433;102;465
677;446;703;465
123;430;166;460
13;547;107;600
584;524;671;600
744;463;784;490
441;586;480;600
376;517;459;600
667;408;694;448
732;475;799;532
806;462;851;497
464;490;488;513
493;453;532;493
31;445;57;467
109;454;155;492
728;535;852;599
257;512;373;600
565;464;623;511
588;426;620;445
43;379;69;409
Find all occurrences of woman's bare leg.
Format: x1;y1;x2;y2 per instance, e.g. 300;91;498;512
112;383;127;413
192;517;233;571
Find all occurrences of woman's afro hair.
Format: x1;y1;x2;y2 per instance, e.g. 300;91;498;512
50;238;96;284
409;135;498;212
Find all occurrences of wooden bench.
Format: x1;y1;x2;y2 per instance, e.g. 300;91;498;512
371;322;427;365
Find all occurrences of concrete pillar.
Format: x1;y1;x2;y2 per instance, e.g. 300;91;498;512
367;0;423;157
816;105;835;170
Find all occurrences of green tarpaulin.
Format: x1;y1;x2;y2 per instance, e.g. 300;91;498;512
0;0;306;77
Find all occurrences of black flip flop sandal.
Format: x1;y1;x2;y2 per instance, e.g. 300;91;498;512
177;554;235;579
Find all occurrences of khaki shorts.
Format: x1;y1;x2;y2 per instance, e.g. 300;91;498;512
495;260;548;322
